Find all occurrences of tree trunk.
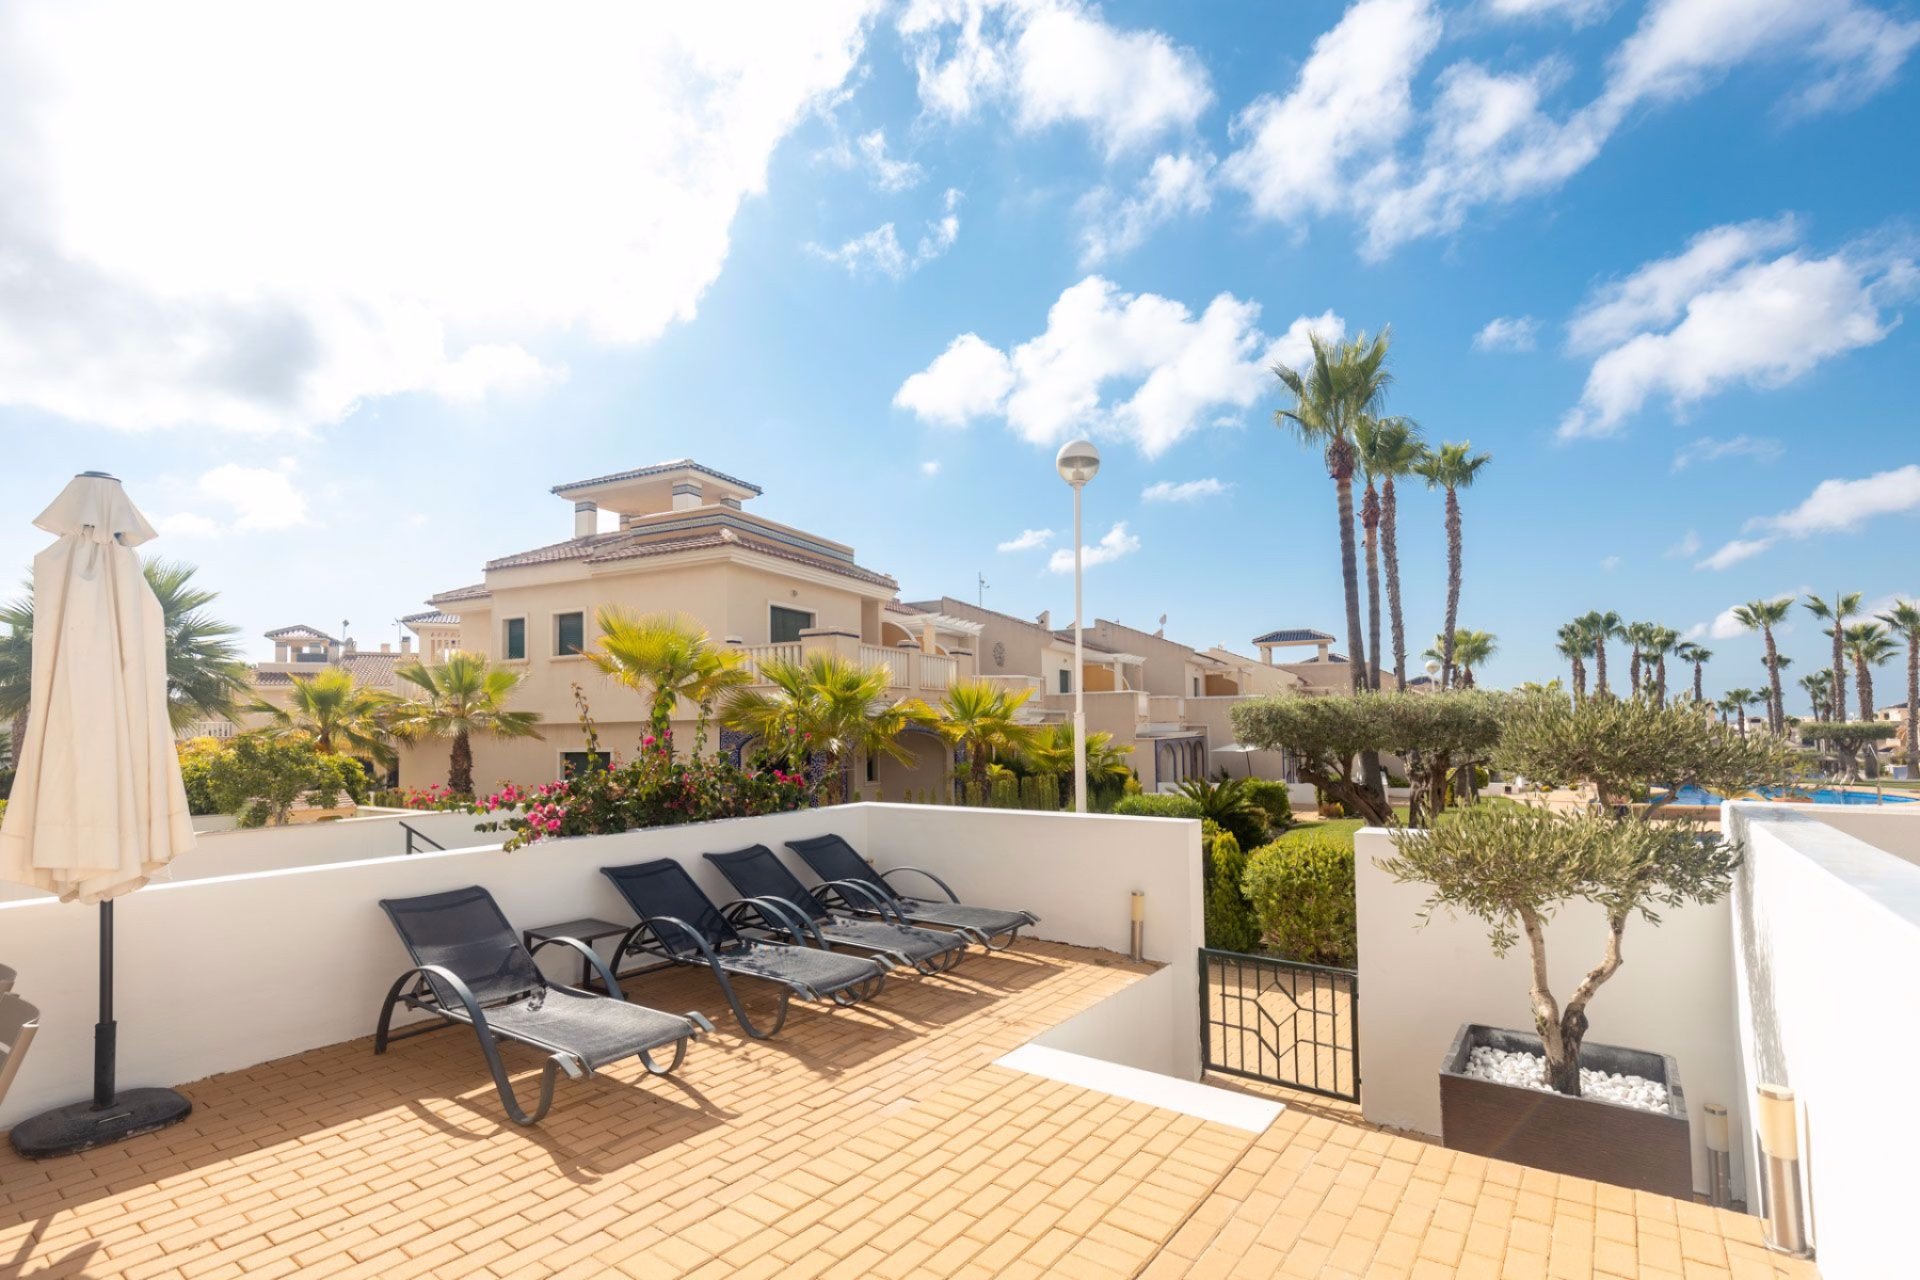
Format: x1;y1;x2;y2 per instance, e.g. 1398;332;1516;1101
1655;657;1668;709
1764;628;1784;733
1362;480;1382;692
1441;488;1461;690
449;729;474;795
1906;637;1918;773
1518;906;1576;1097
1692;662;1704;705
1856;655;1873;722
1329;444;1383;804
1832;615;1848;728
1383;476;1407;690
1571;656;1586;703
1629;648;1641;697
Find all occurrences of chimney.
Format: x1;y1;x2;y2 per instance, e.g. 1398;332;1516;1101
1036;610;1050;629
574;501;598;538
1317;641;1331;662
380;643;391;653
671;480;704;511
400;635;412;653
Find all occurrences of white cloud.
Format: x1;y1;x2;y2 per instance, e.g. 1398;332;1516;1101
1707;604;1752;639
1473;315;1538;352
1047;520;1140;572
1077;151;1214;266
893;332;1015;427
156;512;221;540
1696;537;1775;571
1765;464;1920;537
900;0;1212;156
1221;0;1442;225
920;460;942;476
1669;434;1784;473
163;461;312;537
897;276;1344;457
1228;0;1919;257
1142;478;1228;503
1682;622;1707;641
1557;220;1914;440
857;129;925;192
0;1;876;431
997;527;1055;552
1665;530;1701;559
1486;0;1612;24
1600;554;1621;572
809;188;963;279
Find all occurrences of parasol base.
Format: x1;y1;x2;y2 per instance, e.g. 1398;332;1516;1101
8;1087;193;1159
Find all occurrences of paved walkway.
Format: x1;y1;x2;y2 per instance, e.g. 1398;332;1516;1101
0;942;1816;1279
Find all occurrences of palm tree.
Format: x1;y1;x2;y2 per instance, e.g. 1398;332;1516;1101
1718;690;1749;732
1623;622;1650;696
0;559;249;738
1425;629;1496;688
391;651;542;795
1555;622;1590;702
588;608;751;747
1843;622;1896;723
1581;610;1623;698
1799;669;1833;723
932;678;1039;794
1642;626;1679;708
1878;601;1920;775
1021;721;1134;793
247;667;395;765
721;654;936;802
1356;415;1423;690
1803;592;1860;722
1732;597;1793;733
1415;443;1492;690
1274;329;1395;698
1676;642;1712;706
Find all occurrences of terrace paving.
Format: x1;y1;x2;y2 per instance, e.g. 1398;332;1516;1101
0;941;1816;1280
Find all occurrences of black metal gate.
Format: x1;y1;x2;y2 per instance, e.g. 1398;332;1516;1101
1200;948;1359;1102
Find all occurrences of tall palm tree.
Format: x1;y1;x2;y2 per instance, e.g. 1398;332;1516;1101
1580;610;1623;698
391;651;542;795
1799;669;1833;723
721;654;935;802
932;678;1039;794
1274;329;1395;698
1555;622;1590;702
1803;592;1860;723
1843;622;1896;723
1878;600;1920;775
247;667;395;765
1356;415;1423;690
1732;597;1793;733
0;559;249;738
1624;622;1651;696
1744;689;1769;736
588;607;751;746
1415;442;1492;689
1426;629;1496;688
1719;690;1751;733
1676;642;1712;705
1642;626;1679;708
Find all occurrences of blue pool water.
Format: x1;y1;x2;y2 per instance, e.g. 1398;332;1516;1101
1663;785;1914;806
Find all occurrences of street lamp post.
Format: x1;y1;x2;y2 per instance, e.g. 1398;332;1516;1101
1056;439;1101;814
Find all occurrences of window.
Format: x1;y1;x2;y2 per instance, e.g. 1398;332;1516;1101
1193;676;1200;695
560;750;609;777
1058;668;1071;694
555;611;584;656
770;605;814;644
503;617;526;661
865;753;878;784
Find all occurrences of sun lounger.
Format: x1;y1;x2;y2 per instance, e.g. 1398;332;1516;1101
704;845;969;975
600;859;889;1039
375;886;713;1125
786;833;1038;951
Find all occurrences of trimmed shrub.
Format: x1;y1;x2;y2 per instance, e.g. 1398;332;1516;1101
1238;779;1293;831
1112;792;1202;820
1243;835;1356;967
1202;824;1259;952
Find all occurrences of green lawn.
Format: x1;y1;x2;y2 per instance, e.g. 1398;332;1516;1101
1267;808;1410;850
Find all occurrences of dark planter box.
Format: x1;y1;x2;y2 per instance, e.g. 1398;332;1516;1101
1439;1023;1693;1198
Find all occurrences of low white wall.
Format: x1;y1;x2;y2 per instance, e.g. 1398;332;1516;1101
1035;967;1186;1077
0;804;1201;1129
1790;803;1920;869
1726;805;1920;1278
1354;827;1741;1200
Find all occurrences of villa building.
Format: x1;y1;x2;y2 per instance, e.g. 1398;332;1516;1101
178;619;443;745
1251;626;1406;693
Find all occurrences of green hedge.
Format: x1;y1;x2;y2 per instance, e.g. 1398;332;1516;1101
1242;834;1356;967
1112;793;1203;820
1238;779;1293;830
1202;824;1259;951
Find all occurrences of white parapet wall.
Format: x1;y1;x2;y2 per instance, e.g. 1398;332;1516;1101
1725;803;1920;1278
1353;826;1742;1201
0;803;1202;1130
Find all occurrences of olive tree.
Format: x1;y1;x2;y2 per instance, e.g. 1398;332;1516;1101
1803;721;1897;782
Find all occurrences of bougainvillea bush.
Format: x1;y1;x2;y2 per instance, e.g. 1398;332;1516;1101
467;731;823;850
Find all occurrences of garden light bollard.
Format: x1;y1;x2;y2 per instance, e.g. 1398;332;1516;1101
1756;1084;1812;1258
1129;891;1144;962
1703;1102;1731;1208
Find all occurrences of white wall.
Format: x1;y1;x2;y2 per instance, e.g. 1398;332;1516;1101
1354;827;1741;1200
0;804;1201;1129
1725;804;1920;1279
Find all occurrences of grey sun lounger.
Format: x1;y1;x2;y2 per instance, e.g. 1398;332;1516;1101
600;859;889;1039
375;886;713;1126
704;845;970;975
786;833;1039;951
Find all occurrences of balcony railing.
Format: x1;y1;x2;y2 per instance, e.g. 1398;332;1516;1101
917;652;957;690
859;644;914;689
736;642;802;681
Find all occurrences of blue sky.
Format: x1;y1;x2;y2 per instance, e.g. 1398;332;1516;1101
1;0;1916;711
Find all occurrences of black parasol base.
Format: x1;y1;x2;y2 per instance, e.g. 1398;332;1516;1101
9;1086;192;1159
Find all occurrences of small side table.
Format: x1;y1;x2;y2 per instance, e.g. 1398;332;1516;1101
522;918;630;993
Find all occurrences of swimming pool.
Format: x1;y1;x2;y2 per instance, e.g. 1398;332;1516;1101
1662;785;1914;806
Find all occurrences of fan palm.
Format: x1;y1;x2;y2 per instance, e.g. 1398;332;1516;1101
1555;622;1590;702
1803;592;1860;722
1732;597;1793;733
247;667;395;765
1356;414;1424;690
588;607;750;746
1799;670;1833;723
1843;622;1897;723
1425;629;1496;688
1641;626;1679;708
390;651;542;795
931;678;1038;793
1580;610;1623;699
1878;600;1920;774
721;654;936;802
1415;442;1492;690
1021;721;1133;790
1675;642;1712;706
